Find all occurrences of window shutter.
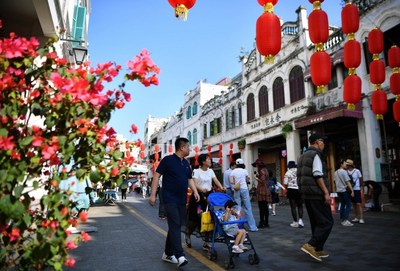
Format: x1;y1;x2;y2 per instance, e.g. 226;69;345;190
72;5;86;46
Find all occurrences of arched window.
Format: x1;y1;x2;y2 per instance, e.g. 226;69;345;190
258;86;269;116
273;77;284;110
186;106;191;119
289;66;305;103
187;131;192;145
193;129;197;145
247;93;255;121
192;102;198;116
225;109;229;130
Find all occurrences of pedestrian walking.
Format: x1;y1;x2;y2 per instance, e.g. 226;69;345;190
149;137;200;268
297;133;333;262
283;161;304;228
334;160;354;226
251;158;271;228
120;174;128;202
346;159;365;223
230;158;258;232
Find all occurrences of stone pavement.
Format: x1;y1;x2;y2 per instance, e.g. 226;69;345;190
65;192;400;271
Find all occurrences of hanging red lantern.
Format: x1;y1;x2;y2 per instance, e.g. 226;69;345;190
140;144;145;151
344;75;362;110
308;9;329;50
389;46;400;69
194;146;199;152
229;143;233;163
257;0;278;13
168;0;196;21
341;3;359;36
229;143;233;149
308;0;324;3
390;73;400;96
368;28;384;56
371;89;388;120
154;144;160;152
194;152;199;166
310;51;331;94
168;144;173;154
370;60;386;85
256;12;281;64
219;144;223;151
393;100;400;126
344;40;361;72
140;151;145;159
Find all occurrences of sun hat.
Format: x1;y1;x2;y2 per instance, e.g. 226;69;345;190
236;158;244;165
345;159;355;167
251;158;265;167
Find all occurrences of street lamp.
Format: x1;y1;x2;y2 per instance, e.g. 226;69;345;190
72;45;87;65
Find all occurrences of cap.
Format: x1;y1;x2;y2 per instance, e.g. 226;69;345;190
236;158;244;165
251;158;265;167
309;133;327;144
345;159;354;167
287;161;297;169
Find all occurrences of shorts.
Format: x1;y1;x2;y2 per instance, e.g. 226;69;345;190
352;190;361;203
271;192;280;203
287;188;302;201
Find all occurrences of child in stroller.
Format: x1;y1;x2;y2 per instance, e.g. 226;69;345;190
222;200;248;253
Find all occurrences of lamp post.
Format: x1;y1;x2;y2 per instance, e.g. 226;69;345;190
59;38;88;65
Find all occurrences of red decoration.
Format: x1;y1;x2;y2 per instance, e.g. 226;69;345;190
140;144;145;151
229;143;233;149
310;51;331;94
390;73;400;96
393;100;400;126
140;151;145;159
308;0;324;3
341;3;359;35
368;28;384;56
154;144;159;152
168;145;173;154
344;40;361;71
389;46;400;69
371;89;388;120
370;60;386;85
308;9;329;47
194;146;199;152
256;12;281;64
219;144;223;151
258;0;278;6
168;0;196;21
344;75;361;110
154;153;159;161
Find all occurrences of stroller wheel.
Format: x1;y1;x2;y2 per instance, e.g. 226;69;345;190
254;253;260;264
248;254;255;265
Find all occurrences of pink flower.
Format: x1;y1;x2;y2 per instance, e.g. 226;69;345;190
41;144;57;160
32;136;45;147
64;258;76;267
79;212;88;223
0;136;15;150
65;240;78;250
9;228;20;242
80;231;91;242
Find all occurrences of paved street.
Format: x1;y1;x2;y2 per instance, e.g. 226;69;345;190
66;192;400;271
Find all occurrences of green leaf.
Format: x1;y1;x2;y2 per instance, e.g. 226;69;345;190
89;170;101;183
20;136;33;146
113;150;123;160
0;128;8;137
76;168;86;178
33;181;39;189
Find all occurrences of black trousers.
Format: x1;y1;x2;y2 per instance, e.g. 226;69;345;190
258;200;269;226
304;199;334;251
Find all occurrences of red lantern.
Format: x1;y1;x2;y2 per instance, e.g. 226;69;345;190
371;89;388;120
344;75;362;110
219;144;223;151
308;9;329;47
368;28;384;56
393;100;400;126
229;143;233;149
168;145;173;154
140;144;145;151
154;144;159;152
389;46;400;69
194;146;199;152
219;158;223;166
155;153;159;161
390;73;400;96
207;145;211;152
310;51;331;94
140;151;145;159
168;0;196;20
258;0;278;6
308;0;324;3
344;40;361;71
256;12;281;64
341;3;359;35
370;60;386;85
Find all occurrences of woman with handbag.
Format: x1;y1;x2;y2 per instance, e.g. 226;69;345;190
252;158;272;228
185;154;225;250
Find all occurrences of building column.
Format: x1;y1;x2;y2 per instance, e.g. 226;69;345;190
285;129;301;163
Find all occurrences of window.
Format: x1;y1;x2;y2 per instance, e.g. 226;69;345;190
238;104;242;125
193;129;197;145
230;107;235;128
192;102;198;116
289;66;305;103
72;5;86;46
247;93;255;121
225;110;229;130
203;124;207;139
186;106;191;119
273;77;285;110
187;131;192;145
258;86;269;116
210;118;222;136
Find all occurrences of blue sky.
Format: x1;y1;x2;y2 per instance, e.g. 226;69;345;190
88;1;343;141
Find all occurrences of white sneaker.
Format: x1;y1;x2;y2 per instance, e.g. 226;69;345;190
298;219;304;227
351;218;359;223
269;205;272;209
290;222;299;228
272;211;276;216
341;220;354;226
359;219;365;224
232;245;244;253
177;256;188;268
239;244;249;250
162;252;178;264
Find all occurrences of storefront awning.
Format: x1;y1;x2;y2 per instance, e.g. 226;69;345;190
294;106;363;129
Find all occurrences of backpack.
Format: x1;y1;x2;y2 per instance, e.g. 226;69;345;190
269;179;276;193
348;172;355;187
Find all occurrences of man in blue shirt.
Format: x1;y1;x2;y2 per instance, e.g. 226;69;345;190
149;137;199;268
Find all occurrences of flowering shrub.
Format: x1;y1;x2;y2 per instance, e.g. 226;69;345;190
0;23;159;270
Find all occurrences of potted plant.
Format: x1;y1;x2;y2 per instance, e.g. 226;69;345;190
281;122;294;139
238;138;246;150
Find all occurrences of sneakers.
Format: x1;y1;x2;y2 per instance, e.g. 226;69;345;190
232;245;244;253
351;218;360;223
177;256;188;268
249;228;259;232
359;219;365;224
298;219;304;228
162;252;178;264
239;244;249;250
352;218;365;224
202;242;211;251
290;221;299;228
316;250;329;258
301;243;322;262
272;211;276;216
341;220;354;226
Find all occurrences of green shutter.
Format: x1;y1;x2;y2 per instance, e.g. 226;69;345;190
72;5;86;45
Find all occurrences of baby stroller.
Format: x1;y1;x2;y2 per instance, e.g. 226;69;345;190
208;192;259;269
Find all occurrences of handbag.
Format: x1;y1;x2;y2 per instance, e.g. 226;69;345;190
200;206;214;233
233;182;241;191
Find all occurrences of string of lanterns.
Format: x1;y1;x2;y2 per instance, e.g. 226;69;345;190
168;0;196;21
389;46;400;125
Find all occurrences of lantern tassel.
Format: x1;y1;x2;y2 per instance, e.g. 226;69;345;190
264;55;275;64
347;103;356;110
376;114;384;120
316;85;326;94
175;4;188;21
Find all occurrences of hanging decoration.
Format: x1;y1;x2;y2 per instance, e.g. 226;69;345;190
342;2;361;110
140;143;145;161
308;0;330;94
154;144;160;169
218;144;223;166
207;145;211;158
194;146;199;166
256;0;281;64
168;144;173;155
229;143;233;163
368;28;387;119
389;45;400;125
168;0;196;21
393;100;400;126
